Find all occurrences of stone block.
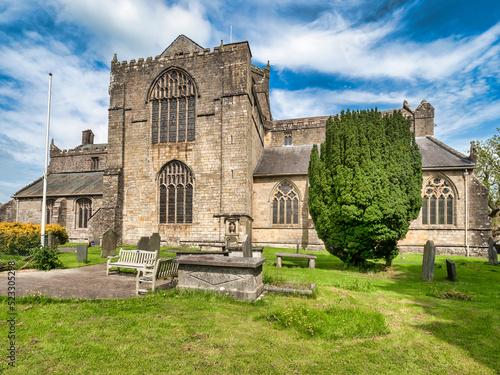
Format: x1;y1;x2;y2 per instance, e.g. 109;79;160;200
422;240;435;282
101;229;117;258
177;255;266;301
77;244;88;262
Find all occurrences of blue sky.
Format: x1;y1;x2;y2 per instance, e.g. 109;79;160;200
1;0;500;203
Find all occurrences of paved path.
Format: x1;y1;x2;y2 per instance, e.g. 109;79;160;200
1;264;175;299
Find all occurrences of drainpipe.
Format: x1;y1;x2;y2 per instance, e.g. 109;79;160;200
464;170;469;257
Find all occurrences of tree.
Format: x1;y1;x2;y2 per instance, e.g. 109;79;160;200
308;109;422;267
475;132;500;232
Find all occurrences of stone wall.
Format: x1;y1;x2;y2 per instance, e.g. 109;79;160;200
0;200;16;222
104;40;268;245
252;175;322;250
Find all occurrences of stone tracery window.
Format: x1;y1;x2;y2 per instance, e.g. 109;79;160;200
159;161;193;224
421;177;454;225
272;181;299;224
76;198;92;229
150;69;195;144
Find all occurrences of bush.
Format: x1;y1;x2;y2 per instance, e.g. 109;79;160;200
29;244;63;271
0;222;68;255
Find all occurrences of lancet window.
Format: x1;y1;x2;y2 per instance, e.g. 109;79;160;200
76;198;92;229
158;161;193;224
272;181;299;224
151;69;196;144
421;177;454;225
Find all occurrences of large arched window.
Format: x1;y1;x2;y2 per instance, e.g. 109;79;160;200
159;161;193;224
150;69;196;144
272;181;299;224
76;198;92;229
421;177;454;225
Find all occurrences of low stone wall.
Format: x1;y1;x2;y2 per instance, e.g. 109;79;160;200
399;245;488;258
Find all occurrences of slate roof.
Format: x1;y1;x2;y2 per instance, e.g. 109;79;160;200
253;136;473;176
415;136;473;170
13;172;104;198
253;145;315;176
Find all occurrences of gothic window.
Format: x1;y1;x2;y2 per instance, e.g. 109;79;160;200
46;199;54;225
150;69;196;144
76;198;92;229
91;157;99;170
158;161;193;224
421;177;454;225
272;181;299;224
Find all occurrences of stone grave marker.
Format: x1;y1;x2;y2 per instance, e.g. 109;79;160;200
150;233;161;253
421;240;436;282
137;236;150;251
241;234;252;258
47;231;59;249
296;240;300;254
76;244;88;262
446;259;457;282
488;237;498;265
101;229;118;258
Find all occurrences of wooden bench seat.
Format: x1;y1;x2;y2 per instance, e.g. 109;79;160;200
275;252;317;269
107;249;158;276
136;257;179;294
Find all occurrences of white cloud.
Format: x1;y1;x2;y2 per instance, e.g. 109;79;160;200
52;0;213;61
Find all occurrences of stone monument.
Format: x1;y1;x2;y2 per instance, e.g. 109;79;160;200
137;236;150;251
488;237;498;265
446;259;457;282
150;233;161;253
77;244;88;262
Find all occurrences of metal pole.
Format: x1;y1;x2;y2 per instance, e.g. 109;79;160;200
464;170;469;257
41;73;52;246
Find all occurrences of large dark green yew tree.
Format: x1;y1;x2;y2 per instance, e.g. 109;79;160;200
308;109;422;267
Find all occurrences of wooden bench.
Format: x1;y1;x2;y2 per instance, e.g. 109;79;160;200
106;249;158;276
275;253;317;269
136;257;179;294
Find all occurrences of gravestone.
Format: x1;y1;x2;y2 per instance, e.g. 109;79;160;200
47;231;59;249
76;244;88;262
241;234;252;258
137;236;150;251
150;233;161;253
421;240;436;282
296;241;300;254
101;229;117;258
446;259;457;282
488;237;498;265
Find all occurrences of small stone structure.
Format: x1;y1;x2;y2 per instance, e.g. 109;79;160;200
101;229;117;258
446;259;457;282
422;240;436;282
176;255;266;301
76;244;88;262
488;237;498;265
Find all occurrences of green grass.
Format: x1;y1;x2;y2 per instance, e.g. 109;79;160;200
2;247;499;374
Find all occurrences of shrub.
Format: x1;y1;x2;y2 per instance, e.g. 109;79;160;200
0;222;69;255
29;244;63;271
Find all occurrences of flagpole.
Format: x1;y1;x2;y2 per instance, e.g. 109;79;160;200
41;73;52;246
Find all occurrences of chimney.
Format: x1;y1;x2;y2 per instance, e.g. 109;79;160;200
82;129;94;145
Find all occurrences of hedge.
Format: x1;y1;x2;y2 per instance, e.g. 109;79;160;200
0;222;69;255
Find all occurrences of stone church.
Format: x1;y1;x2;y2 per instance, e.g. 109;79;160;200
1;35;491;256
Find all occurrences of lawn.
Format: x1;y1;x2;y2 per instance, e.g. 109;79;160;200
1;247;499;374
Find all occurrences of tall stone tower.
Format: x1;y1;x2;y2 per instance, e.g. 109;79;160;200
101;35;271;245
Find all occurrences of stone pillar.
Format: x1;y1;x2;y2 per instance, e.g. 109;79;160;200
422;240;436;282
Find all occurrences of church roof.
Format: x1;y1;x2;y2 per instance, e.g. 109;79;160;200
254;136;473;177
416;136;473;170
13;172;103;198
253;145;315;176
